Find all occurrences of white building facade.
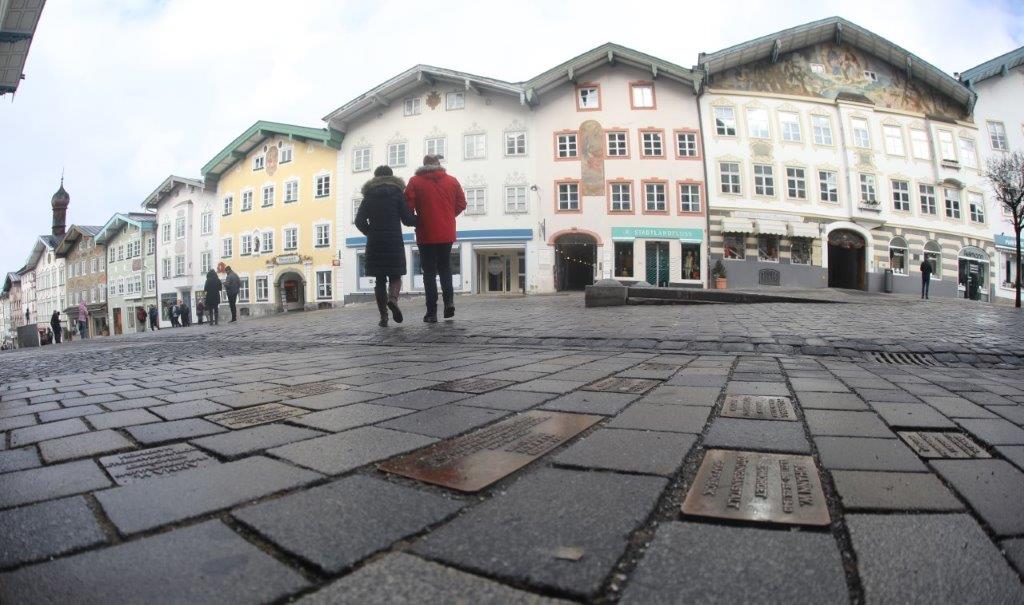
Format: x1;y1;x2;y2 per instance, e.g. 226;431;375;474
24;236;65;331
95;213;157;335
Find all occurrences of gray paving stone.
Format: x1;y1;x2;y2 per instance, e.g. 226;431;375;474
508;379;588;394
101;396;171;411
0;459;111;508
702;417;811;453
286;389;384;410
39;429;135;464
191;424;324;458
855;388;922;403
539;390;639;416
0;446;40;474
815;437;927;471
990;405;1024;425
269;426;436;475
292;403;413;433
963;391;1015;406
788;378;850;392
621;521;847;605
457;389;553;411
664;373;727;388
793;391;868;410
126;418;227;445
871;403;957;429
96;455;322;534
1002;538;1024;575
414;467;666;598
0;413;36;432
955;418;1024;446
155;388;227;403
150;399;230;421
378;404;507;438
234;475;461;573
846;514;1024;604
9;418;90;447
832;471;963;511
553;429;695;476
996;445;1024;471
0;496;106;567
61;393;122;407
0;401;59;419
209;390;284;408
297;552;566;605
804;410;894;438
606;403;711;434
725;381;790;396
0;520;308;604
363;389;470;411
86;408;162;430
930;459;1024;537
37;404;104;422
637;385;720;406
352;378;440;395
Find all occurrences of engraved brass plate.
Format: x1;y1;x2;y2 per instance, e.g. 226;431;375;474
99;444;218;486
583;377;660;394
379;410;602;492
719;395;797;421
436;378;514;394
898;431;991;459
271;382;345;398
206;403;307;429
682;449;830;526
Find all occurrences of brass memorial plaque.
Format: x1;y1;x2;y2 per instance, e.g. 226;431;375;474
99;444;218;486
379;410;602;492
898;431;991;459
206;403;307;429
682;449;830;526
436;378;515;394
583;377;661;394
719;395;797;421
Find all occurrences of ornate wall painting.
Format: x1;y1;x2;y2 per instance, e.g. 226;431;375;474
579;119;605;196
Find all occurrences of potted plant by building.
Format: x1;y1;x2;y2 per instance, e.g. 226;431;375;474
712;260;727;289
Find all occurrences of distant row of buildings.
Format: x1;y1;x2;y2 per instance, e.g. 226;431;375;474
3;16;1022;344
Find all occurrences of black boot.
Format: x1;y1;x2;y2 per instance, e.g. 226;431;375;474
423;311;437;323
387;299;403;323
443;295;455;319
374;289;389;327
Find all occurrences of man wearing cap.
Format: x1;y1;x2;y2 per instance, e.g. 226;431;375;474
405;154;466;323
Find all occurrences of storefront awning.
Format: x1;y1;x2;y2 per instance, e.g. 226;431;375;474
721;218;754;234
755;219;788;236
787;222;820;239
995;234;1016;251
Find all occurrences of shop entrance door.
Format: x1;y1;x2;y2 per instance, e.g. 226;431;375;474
555;234;597;291
827;230;866;290
112;308;122;335
645;242;670;286
279;272;305;311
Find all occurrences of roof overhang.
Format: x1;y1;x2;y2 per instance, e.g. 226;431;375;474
94;213;157;245
142;175;205;210
0;0;45;95
528;43;700;97
960;46;1024;88
698;17;973;112
201;121;343;184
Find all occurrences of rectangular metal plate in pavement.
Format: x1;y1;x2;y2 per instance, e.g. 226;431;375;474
719;395;797;421
206;403;307;429
898;431;991;459
682;449;830;526
436;378;515;394
583;376;661;394
100;443;219;486
379;410;602;492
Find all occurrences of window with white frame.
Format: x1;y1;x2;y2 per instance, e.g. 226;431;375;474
387;142;407;167
280;146;293;163
200;212;212;235
641;131;664;157
425;137;446;159
465;188;486;215
969;193;985;223
753;164;774;196
644;182;667;212
779;112;801;142
261;185;275;207
131;240;141;257
315;223;330;248
505;186;527;213
746;108;770;139
464;133;486;159
679;183;701;213
883;125;904;155
676;131;697;157
284;179;299;203
162;257;172;279
261;231;274;253
109;247;115;262
920;184;937;215
714;107;736;136
607;131;628;156
92;257;99;273
446;92;465;110
938;131;957;161
959;138;978;169
241;190;253;212
252;155;265;171
811;115;833;145
315;174;331;198
404;97;420;116
505;131;526;156
944;188;961;218
175;217;186;239
924;241;941;278
720;162;741;195
238;277;250;302
910;129;930;159
174;255;185;276
864;70;878;82
200;250;211;273
223;194;233;216
891;180;910;211
786;167;806;199
255;276;269;301
557;182;579;211
859;174;877;204
240;234;253;255
987;121;1008;150
630;83;654;108
557;133;578;158
852;118;871;148
316;270;332;299
222;236;233;258
352;148;371;172
723;233;745;259
117;278;124;295
578;86;599;109
758;234;780;262
889;236;908;274
146;274;154;293
791;239;812;265
351;198;362;223
610;182;631;212
161;223;171;243
284;227;298;250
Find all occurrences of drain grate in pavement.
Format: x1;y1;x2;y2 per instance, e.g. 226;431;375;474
866;351;940;366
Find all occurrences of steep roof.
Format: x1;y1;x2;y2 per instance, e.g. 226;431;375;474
201;121;343;183
94;212;157;246
698;16;974;111
24;234;59;270
55;224;104;256
141;175;205;210
0;0;45;95
960;45;1024;88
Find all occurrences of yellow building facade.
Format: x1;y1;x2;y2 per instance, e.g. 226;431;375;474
202;121;342;316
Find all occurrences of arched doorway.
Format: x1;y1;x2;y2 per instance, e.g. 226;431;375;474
554;233;597;291
828;230;866;290
957;246;989;301
278;271;306;311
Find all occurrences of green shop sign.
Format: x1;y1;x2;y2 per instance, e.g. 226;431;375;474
611;227;703;242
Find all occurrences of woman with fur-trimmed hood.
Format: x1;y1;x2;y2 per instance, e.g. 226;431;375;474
356;165;418;326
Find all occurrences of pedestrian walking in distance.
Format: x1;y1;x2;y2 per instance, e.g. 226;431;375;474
920;258;933;299
148;305;160;331
224;266;240;323
204;269;223;326
77;299;88;339
135;307;148;333
356;165;418;327
170;301;181;328
405;154;466;323
196;299;205;325
49;310;62;344
180;299;191;327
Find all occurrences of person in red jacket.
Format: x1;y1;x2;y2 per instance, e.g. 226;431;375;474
406;154;466;323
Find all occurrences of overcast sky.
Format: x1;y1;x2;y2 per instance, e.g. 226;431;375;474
1;0;1021;272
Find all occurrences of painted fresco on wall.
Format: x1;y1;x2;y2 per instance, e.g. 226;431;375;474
712;42;964;120
579;119;605;196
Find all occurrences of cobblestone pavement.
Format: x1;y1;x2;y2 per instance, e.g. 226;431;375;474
1;292;1022;603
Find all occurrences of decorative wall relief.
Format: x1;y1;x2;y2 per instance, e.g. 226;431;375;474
579;119;605;196
425;91;441;110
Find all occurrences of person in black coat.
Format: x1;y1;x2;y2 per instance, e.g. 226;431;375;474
355;165;417;327
204;270;222;325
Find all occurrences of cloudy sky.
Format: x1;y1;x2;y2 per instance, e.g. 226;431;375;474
1;0;1021;272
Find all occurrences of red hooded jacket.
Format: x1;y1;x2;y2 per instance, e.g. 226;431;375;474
405;165;466;245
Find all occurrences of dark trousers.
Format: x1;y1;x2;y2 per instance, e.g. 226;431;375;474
197;309;204;324
922;276;930;299
209;305;219;325
419;243;453;313
51;324;61;344
228;293;238;321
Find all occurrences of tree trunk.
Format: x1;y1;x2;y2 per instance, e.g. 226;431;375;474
1016;226;1022;308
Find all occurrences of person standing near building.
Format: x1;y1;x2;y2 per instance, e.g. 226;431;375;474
180;299;191;327
204;269;222;326
49;310;62;344
196;298;205;325
135;307;147;333
920;258;933;299
170;301;181;328
77;299;88;339
224;266;240;323
405;154;466;323
148;305;160;331
356;165;417;327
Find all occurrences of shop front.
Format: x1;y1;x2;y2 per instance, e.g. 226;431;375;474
995;234;1020;300
609;227;705;288
957;246;991;302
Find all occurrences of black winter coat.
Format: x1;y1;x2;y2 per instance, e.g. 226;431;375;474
204;273;222;307
355;175;417;276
